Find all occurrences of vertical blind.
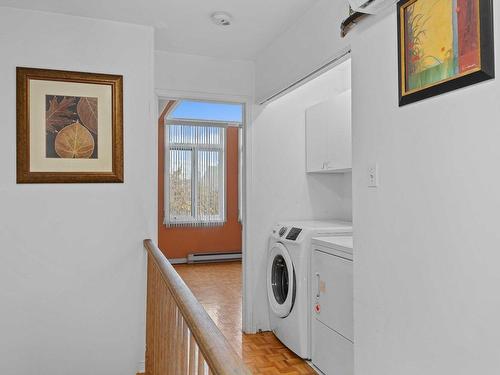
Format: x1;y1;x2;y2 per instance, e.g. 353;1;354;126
165;123;226;227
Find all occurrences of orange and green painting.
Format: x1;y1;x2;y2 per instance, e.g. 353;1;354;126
402;0;480;94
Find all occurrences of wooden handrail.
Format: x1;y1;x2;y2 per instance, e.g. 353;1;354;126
143;239;250;375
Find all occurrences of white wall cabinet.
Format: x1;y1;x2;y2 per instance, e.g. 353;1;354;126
306;89;351;173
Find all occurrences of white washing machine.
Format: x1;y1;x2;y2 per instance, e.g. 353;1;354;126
267;220;352;359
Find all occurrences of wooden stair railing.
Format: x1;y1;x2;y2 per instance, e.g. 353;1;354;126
143;239;250;375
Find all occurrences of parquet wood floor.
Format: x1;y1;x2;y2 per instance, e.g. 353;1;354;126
174;262;317;375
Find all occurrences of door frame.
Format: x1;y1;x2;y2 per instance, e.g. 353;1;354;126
155;88;255;333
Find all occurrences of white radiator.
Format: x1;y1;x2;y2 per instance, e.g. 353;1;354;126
187;251;242;264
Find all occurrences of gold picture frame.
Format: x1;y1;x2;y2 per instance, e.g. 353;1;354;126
17;67;123;183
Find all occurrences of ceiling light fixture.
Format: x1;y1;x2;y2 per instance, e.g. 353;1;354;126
211;11;233;27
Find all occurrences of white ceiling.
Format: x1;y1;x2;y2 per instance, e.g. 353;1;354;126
0;0;318;60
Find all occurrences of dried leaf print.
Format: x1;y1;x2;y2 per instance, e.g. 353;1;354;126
54;122;95;158
46;96;76;133
77;97;98;134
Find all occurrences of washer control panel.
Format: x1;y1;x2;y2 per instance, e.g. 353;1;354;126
278;226;288;237
286;227;302;241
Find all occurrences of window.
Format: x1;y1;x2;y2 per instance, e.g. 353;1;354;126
166;124;226;226
169;100;243;123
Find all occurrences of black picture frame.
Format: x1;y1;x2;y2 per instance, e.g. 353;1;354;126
397;0;495;107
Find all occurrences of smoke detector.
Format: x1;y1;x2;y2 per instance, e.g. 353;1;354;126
211;12;233;26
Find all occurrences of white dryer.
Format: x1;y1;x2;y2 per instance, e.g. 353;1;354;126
267;220;352;359
311;236;354;375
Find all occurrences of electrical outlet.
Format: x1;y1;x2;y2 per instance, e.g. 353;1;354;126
368;164;378;187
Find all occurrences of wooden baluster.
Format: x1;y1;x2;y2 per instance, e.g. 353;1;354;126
166;293;175;374
181;318;189;373
173;298;180;374
154;262;161;375
150;258;158;375
154;270;160;375
145;257;153;375
176;304;182;374
197;349;205;375
188;332;196;375
156;265;163;375
159;276;166;375
177;313;187;373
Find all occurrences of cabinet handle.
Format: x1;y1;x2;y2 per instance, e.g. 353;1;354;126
315;272;321;298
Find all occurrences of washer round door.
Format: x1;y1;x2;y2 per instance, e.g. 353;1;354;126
267;243;296;318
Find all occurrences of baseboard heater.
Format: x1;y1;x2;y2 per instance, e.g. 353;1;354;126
187;251;242;264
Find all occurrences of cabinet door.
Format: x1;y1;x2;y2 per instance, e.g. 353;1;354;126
326;89;352;171
305;101;330;172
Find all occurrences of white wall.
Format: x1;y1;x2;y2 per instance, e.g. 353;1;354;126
0;8;155;375
249;66;352;330
155;50;254;97
352;8;500;375
255;0;500;373
255;0;350;103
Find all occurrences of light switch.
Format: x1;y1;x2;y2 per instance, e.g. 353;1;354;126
368;164;378;187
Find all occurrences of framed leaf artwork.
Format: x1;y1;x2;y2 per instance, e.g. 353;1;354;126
398;0;494;106
17;67;123;183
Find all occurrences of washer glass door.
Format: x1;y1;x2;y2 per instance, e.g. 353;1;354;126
267;243;295;318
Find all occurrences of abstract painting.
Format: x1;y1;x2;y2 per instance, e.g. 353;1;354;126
398;0;494;106
17;67;123;183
